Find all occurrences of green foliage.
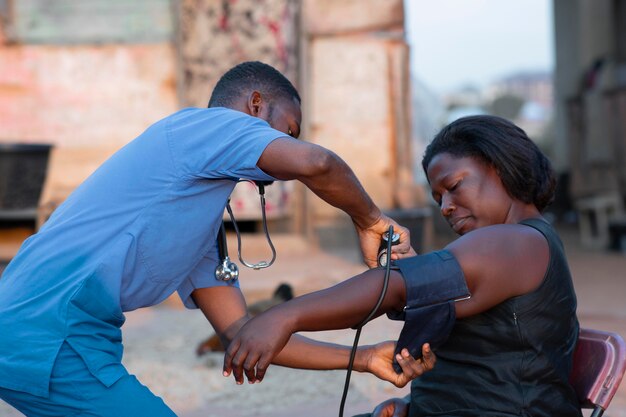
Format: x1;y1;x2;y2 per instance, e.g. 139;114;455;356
488;94;525;120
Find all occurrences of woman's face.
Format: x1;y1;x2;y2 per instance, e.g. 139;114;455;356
426;152;514;235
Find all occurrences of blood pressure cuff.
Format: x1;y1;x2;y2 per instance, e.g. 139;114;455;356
387;250;470;373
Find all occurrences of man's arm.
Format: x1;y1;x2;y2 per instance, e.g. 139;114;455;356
257;137;415;267
191;286;250;350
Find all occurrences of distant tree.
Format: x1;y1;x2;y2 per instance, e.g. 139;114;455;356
536;115;556;160
488;94;525;120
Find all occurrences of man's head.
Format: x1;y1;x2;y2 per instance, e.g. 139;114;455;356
208;61;302;137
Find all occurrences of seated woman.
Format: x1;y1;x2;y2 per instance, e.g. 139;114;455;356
223;115;581;417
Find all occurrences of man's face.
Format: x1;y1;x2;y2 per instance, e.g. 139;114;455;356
264;96;302;139
232;91;302;138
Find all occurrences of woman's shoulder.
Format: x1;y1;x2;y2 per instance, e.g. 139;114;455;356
451;222;549;251
448;223;549;271
446;222;550;302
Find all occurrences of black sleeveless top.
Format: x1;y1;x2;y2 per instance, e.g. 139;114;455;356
409;219;582;417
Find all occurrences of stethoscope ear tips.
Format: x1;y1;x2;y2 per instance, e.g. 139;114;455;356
215;256;239;281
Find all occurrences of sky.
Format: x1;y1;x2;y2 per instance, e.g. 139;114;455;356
404;0;554;94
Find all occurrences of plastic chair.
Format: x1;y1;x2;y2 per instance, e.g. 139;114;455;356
569;328;626;417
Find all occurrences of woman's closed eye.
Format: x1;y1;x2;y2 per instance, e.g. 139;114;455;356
449;179;462;192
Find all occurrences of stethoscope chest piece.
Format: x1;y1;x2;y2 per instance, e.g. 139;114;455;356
215;256;239;281
215;181;276;281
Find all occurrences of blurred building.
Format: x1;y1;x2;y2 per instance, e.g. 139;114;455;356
443;84;484;111
553;0;626;249
410;76;445;185
486;71;554;110
438;71;555;142
485;71;554;143
0;0;428;256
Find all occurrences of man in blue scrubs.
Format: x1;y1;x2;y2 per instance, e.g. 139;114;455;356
0;61;426;416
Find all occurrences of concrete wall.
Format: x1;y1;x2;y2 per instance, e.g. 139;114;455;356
7;0;173;44
177;0;300;107
0;1;179;225
0;45;178;147
176;0;301;223
302;0;416;238
553;0;623;198
0;0;418;242
0;0;178;148
553;0;626;248
178;0;417;239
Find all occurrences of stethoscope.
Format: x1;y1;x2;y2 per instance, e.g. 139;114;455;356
215;180;399;417
215;180;277;281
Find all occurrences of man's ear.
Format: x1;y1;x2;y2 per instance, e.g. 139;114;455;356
247;91;263;116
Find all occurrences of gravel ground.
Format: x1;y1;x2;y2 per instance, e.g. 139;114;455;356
0;308;406;417
119;308;407;417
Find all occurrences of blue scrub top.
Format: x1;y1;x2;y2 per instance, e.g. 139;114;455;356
0;107;285;397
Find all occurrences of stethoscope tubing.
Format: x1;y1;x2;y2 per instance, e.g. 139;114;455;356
216;180;277;282
225;187;277;270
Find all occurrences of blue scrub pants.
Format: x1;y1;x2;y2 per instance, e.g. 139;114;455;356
0;342;176;417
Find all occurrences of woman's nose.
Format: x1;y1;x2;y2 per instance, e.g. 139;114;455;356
440;194;455;217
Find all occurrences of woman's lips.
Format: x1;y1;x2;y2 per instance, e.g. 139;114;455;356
449;217;469;233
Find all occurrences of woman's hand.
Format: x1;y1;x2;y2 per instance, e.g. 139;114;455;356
222;310;292;384
371;397;410;417
358;341;435;388
355;214;416;268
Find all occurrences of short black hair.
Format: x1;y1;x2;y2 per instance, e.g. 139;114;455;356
422;115;556;212
208;61;301;108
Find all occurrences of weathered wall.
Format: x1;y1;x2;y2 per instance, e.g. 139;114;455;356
176;0;301;222
0;45;178;147
178;0;417;234
0;0;179;224
0;0;417;241
553;0;626;249
554;0;625;198
0;0;178;147
302;0;415;230
303;0;403;35
308;38;397;214
178;0;300;107
6;0;173;44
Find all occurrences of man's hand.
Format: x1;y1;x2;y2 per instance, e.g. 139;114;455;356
358;341;435;388
355;213;417;268
371;397;410;417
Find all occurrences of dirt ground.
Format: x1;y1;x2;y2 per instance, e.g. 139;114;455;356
1;224;625;417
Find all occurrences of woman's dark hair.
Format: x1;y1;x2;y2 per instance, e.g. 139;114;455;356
422;115;556;212
208;61;300;108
